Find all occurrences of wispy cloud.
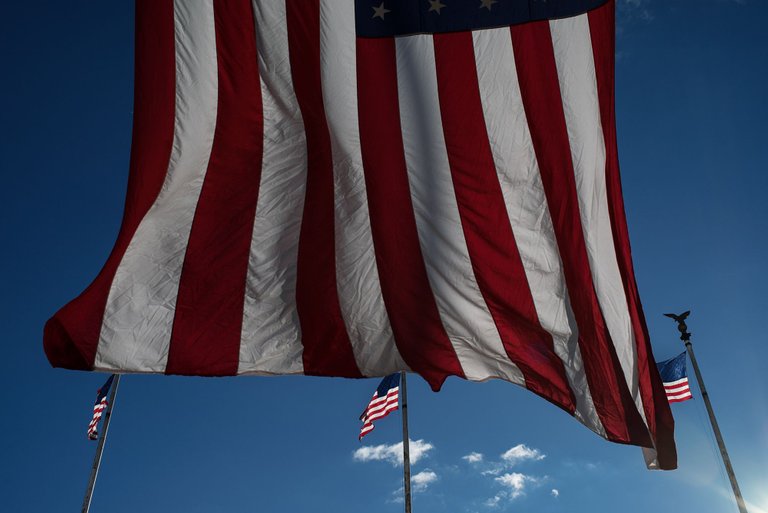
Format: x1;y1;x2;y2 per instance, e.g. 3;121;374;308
462;452;484;464
482;473;543;507
353;439;434;466
463;443;549;508
412;470;438;492
390;469;439;503
495;472;539;500
561;459;602;474
478;444;547;476
551;488;560;498
500;444;546;466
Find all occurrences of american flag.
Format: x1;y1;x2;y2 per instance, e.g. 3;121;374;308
44;0;676;468
359;373;400;440
657;353;693;404
87;375;115;440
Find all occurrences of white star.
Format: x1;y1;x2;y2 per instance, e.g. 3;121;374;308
428;0;446;14
372;2;391;20
479;0;497;10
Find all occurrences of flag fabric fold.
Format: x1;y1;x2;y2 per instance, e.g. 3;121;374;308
44;0;676;468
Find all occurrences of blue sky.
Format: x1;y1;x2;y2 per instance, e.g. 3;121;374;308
1;1;766;512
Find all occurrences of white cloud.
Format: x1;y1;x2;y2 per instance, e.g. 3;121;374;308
551;489;560;498
412;470;438;492
563;459;601;474
473;444;546;476
462;452;484;464
500;444;546;466
353;439;434;466
483;472;542;506
494;472;538;499
390;469;438;502
473;443;549;507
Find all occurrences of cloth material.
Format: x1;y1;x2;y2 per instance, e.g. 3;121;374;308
44;0;676;469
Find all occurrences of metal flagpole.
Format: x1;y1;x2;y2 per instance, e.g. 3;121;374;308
400;371;412;513
81;374;121;513
664;312;748;513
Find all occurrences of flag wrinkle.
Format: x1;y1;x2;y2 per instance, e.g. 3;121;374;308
238;0;308;376
96;0;219;373
44;0;676;468
43;0;176;371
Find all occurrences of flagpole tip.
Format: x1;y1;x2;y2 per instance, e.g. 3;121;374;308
663;310;691;341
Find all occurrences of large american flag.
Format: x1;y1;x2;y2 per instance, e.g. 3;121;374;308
359;373;400;440
87;374;115;440
44;0;676;468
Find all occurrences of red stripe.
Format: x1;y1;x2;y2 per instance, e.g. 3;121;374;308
365;408;399;423
664;380;689;389
44;0;176;370
510;21;651;446
355;37;464;391
366;400;399;412
366;399;399;414
286;0;361;377
664;385;690;392
367;395;399;407
367;390;399;406
359;402;399;439
365;398;399;415
164;0;264;376
432;32;577;414
588;1;677;468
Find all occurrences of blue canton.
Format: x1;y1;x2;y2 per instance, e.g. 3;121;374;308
356;0;609;38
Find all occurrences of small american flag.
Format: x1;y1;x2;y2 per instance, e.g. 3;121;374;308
87;375;115;440
359;373;400;440
657;353;692;404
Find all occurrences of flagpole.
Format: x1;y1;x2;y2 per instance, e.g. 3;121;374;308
665;313;747;513
81;374;121;513
400;371;412;513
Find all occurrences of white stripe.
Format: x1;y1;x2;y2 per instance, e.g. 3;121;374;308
667;391;692;401
394;35;524;385
366;406;399;422
472;27;605;436
368;390;399;405
367;396;399;408
367;391;399;404
318;0;407;376
368;393;399;405
366;399;399;415
365;403;399;418
663;377;688;387
96;0;218;372
367;399;399;412
550;16;647;425
238;0;307;375
665;384;690;394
